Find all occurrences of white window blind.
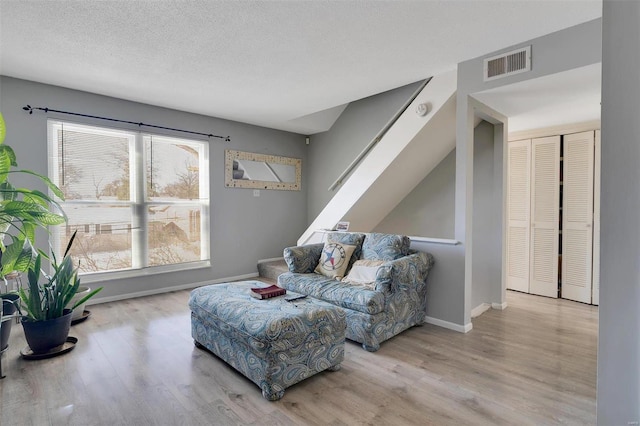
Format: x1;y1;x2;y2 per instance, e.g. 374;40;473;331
48;120;210;276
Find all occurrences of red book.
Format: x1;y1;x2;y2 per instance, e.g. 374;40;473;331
250;285;286;299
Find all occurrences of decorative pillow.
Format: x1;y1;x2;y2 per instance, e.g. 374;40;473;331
342;260;384;288
327;232;365;270
283;244;324;273
314;242;356;279
361;233;411;261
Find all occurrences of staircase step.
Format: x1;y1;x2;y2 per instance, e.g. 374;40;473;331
257;258;288;282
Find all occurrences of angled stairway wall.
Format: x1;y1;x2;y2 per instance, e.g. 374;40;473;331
299;70;457;245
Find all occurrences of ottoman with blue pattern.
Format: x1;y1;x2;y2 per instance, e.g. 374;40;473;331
189;281;346;400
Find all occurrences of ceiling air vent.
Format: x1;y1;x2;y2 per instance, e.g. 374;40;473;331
484;46;531;82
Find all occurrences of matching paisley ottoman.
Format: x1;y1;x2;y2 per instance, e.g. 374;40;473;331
189;281;346;401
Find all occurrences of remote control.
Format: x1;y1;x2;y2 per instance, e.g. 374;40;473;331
285;294;307;302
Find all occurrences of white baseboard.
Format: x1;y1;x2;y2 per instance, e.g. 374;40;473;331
491;302;508;310
88;272;260;305
257;257;285;264
471;303;491;318
424;316;473;333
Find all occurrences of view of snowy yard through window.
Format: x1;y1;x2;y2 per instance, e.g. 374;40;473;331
49;121;209;274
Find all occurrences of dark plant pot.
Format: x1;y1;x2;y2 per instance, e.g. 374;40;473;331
21;309;73;354
1;294;20;352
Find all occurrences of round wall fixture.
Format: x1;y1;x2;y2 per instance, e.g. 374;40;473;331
415;102;430;117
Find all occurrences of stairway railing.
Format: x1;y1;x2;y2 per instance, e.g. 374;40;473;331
327;77;432;192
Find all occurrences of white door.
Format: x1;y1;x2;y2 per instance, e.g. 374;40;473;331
529;136;560;298
506;139;531;293
562;131;595;304
592;130;601;305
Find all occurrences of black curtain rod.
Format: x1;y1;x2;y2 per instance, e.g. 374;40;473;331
22;105;231;142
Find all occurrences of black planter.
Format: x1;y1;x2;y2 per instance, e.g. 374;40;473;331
1;294;20;352
21;309;73;354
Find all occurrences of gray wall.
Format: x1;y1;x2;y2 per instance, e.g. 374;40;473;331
470;120;500;310
375;121;496;243
374;149;455;238
453;18;603;326
410;240;465;326
306;81;422;223
458;18;602;95
598;1;640;424
0;76;307;301
375;120;501;320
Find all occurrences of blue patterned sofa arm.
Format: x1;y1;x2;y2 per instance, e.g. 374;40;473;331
375;251;434;295
283;243;324;273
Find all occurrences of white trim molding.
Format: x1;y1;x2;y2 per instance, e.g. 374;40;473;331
89;272;259;305
491;302;508;310
424;316;473;333
509;120;600;142
471;303;492;318
303;231;461;247
409;236;460;245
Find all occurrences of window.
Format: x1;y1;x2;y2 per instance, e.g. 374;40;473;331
48;121;210;276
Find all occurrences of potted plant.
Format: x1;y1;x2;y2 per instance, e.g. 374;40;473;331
18;231;102;354
0;112;67;352
67;285;92;322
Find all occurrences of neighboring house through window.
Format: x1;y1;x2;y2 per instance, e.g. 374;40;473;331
48;120;210;276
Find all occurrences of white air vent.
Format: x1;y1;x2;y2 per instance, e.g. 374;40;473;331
484;46;531;81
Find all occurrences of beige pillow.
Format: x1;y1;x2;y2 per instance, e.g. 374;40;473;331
342;260;384;288
315;242;356;279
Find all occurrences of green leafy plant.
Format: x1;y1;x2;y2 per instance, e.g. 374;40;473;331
19;231;102;321
0;112;66;286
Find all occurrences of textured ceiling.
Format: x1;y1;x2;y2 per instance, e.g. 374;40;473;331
0;1;602;134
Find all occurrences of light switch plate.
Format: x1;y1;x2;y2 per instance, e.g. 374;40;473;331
253;189;260;197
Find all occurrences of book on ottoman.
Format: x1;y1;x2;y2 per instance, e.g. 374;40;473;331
250;285;286;299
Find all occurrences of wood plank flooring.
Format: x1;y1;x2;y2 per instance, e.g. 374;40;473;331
0;288;597;425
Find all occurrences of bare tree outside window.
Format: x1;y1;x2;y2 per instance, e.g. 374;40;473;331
50;122;209;275
146;139;203;265
161;160;199;200
99;148;130;200
58;162;83;200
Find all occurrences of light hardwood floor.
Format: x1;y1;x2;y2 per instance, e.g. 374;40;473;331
0;288;597;425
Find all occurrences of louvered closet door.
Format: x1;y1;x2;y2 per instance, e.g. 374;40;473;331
507;140;531;293
529;136;560;298
592;130;600;305
507;139;531;293
562;131;595;304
